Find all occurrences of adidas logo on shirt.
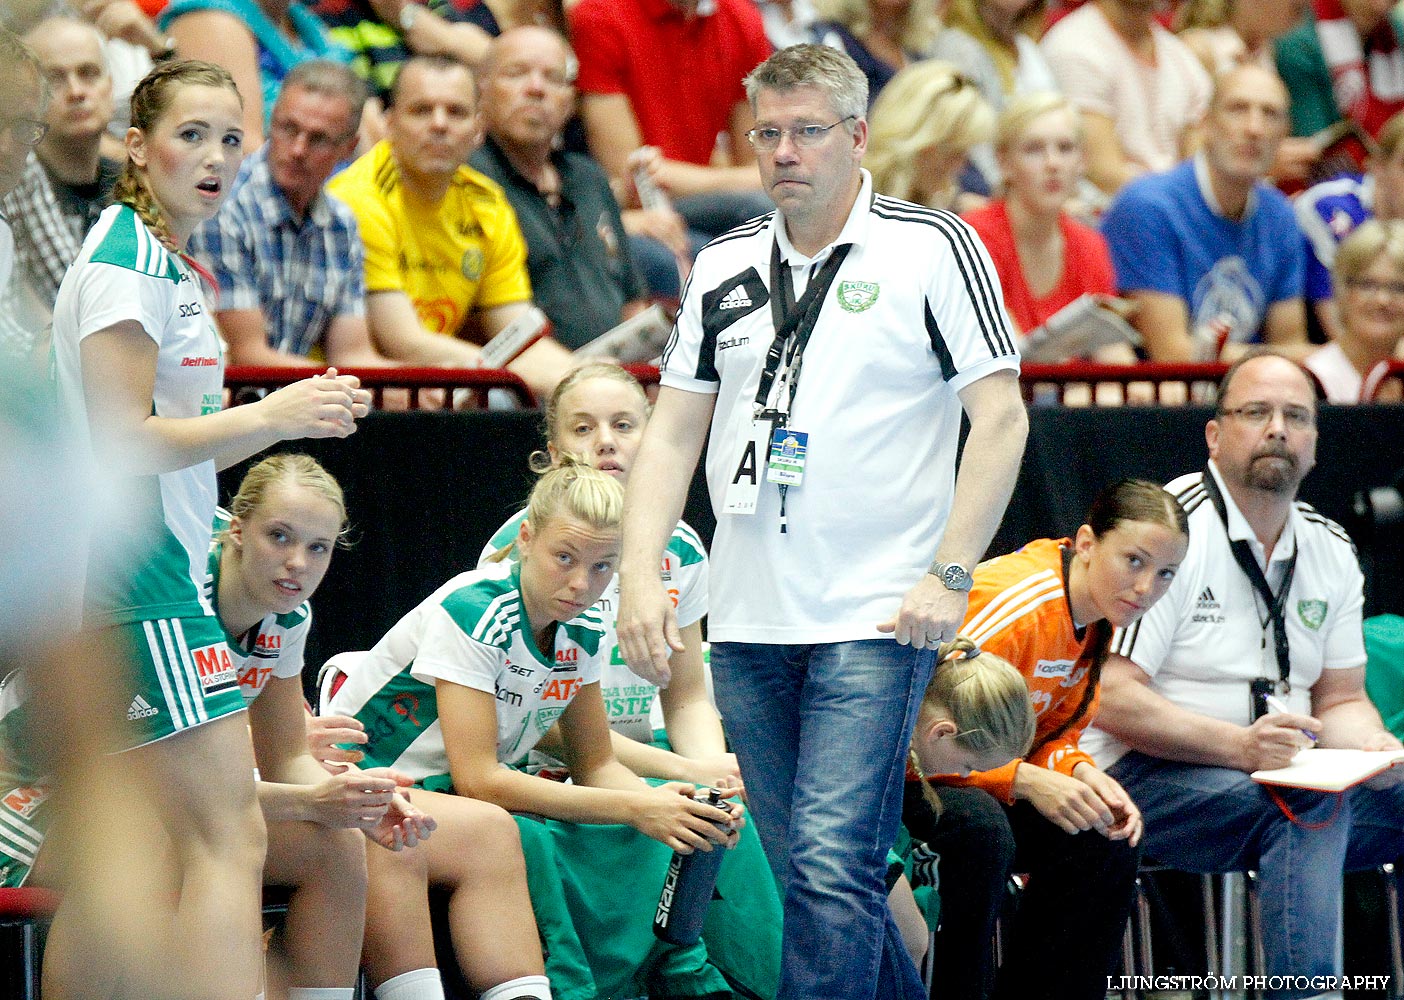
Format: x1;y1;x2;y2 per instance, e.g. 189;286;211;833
718;286;753;310
127;695;159;721
1192;586;1225;625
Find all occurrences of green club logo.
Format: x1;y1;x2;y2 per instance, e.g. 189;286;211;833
837;280;879;313
1297;599;1328;631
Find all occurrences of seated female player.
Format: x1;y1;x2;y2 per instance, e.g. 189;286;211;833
907;478;1189;1000
327;463;741;1000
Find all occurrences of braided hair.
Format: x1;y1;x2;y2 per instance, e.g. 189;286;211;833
112;59;241;252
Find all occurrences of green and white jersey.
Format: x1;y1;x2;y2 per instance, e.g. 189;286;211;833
480;512;708;742
327;560;607;778
52;204;225;626
0;671;51;887
205;510;311;706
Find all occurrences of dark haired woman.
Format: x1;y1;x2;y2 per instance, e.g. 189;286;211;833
906;479;1190;1000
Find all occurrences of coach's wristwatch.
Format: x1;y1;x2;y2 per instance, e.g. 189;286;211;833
927;560;973;592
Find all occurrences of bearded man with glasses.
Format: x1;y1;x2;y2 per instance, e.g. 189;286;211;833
1088;353;1404;1000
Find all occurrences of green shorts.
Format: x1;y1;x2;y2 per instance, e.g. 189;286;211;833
0;775;51;888
110;616;246;749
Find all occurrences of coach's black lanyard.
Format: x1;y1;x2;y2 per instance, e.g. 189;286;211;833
1202;467;1298;693
749;238;851;534
752;238;852;420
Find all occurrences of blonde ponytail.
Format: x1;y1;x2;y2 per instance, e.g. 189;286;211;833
910;637;1037;818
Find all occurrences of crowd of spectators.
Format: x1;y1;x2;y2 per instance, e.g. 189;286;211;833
3;1;1404;998
3;0;1404;389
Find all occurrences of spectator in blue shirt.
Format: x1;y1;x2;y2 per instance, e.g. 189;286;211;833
1101;63;1310;362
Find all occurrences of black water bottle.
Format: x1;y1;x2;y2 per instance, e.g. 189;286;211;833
652;786;729;945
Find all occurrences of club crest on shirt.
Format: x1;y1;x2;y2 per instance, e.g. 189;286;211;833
1297;599;1328;631
836;280;879;313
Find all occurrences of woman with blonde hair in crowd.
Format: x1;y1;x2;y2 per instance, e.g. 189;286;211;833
961;91;1123;350
866;59;995;212
813;0;941;101
1306;218;1404;401
48;58;368;1000
905;479;1189;1000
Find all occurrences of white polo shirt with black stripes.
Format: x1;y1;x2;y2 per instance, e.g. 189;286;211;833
1082;462;1366;769
660;170;1019;644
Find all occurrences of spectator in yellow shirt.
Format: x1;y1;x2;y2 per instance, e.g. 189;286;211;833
329;53;574;397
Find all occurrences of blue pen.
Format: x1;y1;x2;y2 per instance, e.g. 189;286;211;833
1265;694;1318;743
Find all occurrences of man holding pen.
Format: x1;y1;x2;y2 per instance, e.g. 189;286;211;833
1086;353;1404;1000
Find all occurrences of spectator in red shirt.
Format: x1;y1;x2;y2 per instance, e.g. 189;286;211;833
569;0;774;242
962;92;1124;355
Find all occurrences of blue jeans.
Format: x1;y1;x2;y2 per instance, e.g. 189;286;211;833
711;639;935;1000
1109;751;1404;999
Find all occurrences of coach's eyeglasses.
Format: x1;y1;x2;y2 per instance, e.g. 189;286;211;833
746;115;856;151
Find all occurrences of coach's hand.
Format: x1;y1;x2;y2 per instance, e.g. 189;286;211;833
878;575;968;650
617;572;680;687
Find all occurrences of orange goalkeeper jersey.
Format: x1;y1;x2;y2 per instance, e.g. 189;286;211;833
935;537;1105;802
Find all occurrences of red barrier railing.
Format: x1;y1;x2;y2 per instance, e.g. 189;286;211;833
1020;361;1230;405
625;361;1232;406
226;360;1404;410
224;365;535;410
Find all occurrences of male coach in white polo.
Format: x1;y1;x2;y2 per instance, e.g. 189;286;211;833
616;44;1028;1000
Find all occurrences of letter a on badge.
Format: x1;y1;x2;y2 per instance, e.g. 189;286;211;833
733;441;758;486
722;419;769;515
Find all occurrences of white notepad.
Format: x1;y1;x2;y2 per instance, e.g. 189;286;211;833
1251;748;1404;792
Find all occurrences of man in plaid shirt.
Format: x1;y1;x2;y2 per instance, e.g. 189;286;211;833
1;18;119;360
189;59;395;367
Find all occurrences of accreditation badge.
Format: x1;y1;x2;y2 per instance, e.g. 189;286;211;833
721;418;772;515
767;427;807;486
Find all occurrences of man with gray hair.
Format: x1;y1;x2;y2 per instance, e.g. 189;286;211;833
0;24;49;363
617;43;1028;1000
190;59;396;366
1;17;118;310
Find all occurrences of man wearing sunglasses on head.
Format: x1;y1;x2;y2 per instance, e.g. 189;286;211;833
618;43;1027;1000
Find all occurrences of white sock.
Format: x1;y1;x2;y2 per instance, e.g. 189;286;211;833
479;975;552;1000
374;968;445;1000
289;990;355;1000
